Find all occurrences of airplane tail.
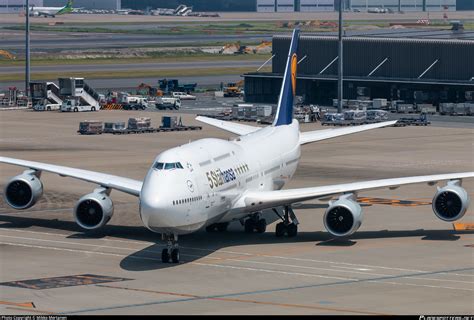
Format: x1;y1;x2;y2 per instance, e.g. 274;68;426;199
57;0;73;14
272;28;300;127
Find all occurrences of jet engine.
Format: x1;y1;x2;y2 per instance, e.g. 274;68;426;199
432;180;469;222
74;189;114;230
3;172;43;210
324;194;363;237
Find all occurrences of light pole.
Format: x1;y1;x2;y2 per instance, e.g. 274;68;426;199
25;0;30;97
337;0;344;113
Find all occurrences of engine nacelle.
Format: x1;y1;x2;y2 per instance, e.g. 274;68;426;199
3;172;43;210
324;194;363;237
74;189;114;230
432;180;470;222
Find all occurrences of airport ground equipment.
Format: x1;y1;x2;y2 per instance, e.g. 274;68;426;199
78;121;103;135
61;98;99;112
0;50;15;60
154;97;181;110
30;82;64;111
159;79;197;93
137;83;163;97
59;78;101;111
172;92;196;100
103;122;126;134
224;81;244;98
394;115;431;127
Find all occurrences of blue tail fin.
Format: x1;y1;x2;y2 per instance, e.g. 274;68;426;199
273;29;300;127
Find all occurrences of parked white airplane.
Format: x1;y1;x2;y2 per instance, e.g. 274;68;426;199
1;29;472;264
29;0;74;18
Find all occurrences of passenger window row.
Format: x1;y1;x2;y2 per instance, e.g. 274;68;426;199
235;163;249;175
173;196;203;206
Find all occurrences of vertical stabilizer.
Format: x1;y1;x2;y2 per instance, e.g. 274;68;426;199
273;29;300;127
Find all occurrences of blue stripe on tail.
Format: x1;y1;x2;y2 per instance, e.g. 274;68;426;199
273;29;300;127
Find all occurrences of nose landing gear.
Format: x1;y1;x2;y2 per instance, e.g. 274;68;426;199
161;233;179;263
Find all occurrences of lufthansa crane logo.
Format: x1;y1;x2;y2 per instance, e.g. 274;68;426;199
291;53;298;96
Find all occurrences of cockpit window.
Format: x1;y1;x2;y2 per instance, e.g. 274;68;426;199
154;162;165;170
153;162;184;171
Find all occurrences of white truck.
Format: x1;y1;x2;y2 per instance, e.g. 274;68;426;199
33;100;61;111
61;99;100;112
155;97;181;110
172;92;196;100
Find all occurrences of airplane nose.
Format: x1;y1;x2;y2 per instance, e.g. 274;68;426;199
139;175;181;232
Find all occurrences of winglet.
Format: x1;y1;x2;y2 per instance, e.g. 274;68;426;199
273;29;300;127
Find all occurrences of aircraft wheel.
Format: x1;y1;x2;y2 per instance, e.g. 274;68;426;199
216;223;228;232
275;222;286;237
171;249;180;264
244;219;255;233
206;224;217;232
287;224;298;237
161;248;170;263
256;219;266;234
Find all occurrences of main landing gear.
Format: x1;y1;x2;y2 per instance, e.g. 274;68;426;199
161;233;180;263
205;222;229;232
273;206;299;238
244;213;267;234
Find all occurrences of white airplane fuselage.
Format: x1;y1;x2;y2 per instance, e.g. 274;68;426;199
140;120;301;235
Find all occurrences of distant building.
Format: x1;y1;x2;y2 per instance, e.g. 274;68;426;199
299;0;334;11
257;0;275;12
0;0;43;13
276;0;294;11
350;0;456;12
44;0;121;10
457;0;474;10
122;0;257;12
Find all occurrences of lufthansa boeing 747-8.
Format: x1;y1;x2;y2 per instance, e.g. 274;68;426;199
1;29;472;263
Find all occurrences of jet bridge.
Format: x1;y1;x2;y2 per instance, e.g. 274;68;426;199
59;78;100;108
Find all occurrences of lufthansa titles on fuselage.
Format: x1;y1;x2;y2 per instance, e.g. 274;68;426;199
206;164;249;189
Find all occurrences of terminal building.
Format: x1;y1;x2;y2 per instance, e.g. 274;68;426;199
44;0;121;10
0;0;43;13
257;0;469;12
243;31;474;106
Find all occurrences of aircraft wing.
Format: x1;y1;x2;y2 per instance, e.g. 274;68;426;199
241;172;474;210
0;157;142;197
196;116;260;136
299;121;397;145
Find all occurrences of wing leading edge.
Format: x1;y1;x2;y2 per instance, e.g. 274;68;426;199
195;116;261;136
0;157;142;196
241;172;474;210
299;120;397;145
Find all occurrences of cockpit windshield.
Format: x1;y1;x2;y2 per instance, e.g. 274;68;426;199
153;162;184;171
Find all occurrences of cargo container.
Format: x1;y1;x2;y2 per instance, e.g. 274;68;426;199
439;103;454;115
128;117;152;130
344;110;367;121
78;121;103;135
372;98;388;110
103;122;126;133
417;104;437;115
161;116;178;129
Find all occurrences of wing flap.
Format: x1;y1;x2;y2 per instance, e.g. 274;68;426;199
300;120;397;145
0;157;142;197
195;116;260;136
242;172;474;210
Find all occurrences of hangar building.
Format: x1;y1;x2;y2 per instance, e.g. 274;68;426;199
243;31;474;106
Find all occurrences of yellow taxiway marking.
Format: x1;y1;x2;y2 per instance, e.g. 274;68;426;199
453;223;474;231
0;300;35;308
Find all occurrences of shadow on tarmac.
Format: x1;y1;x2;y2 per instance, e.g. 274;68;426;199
0;213;472;272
